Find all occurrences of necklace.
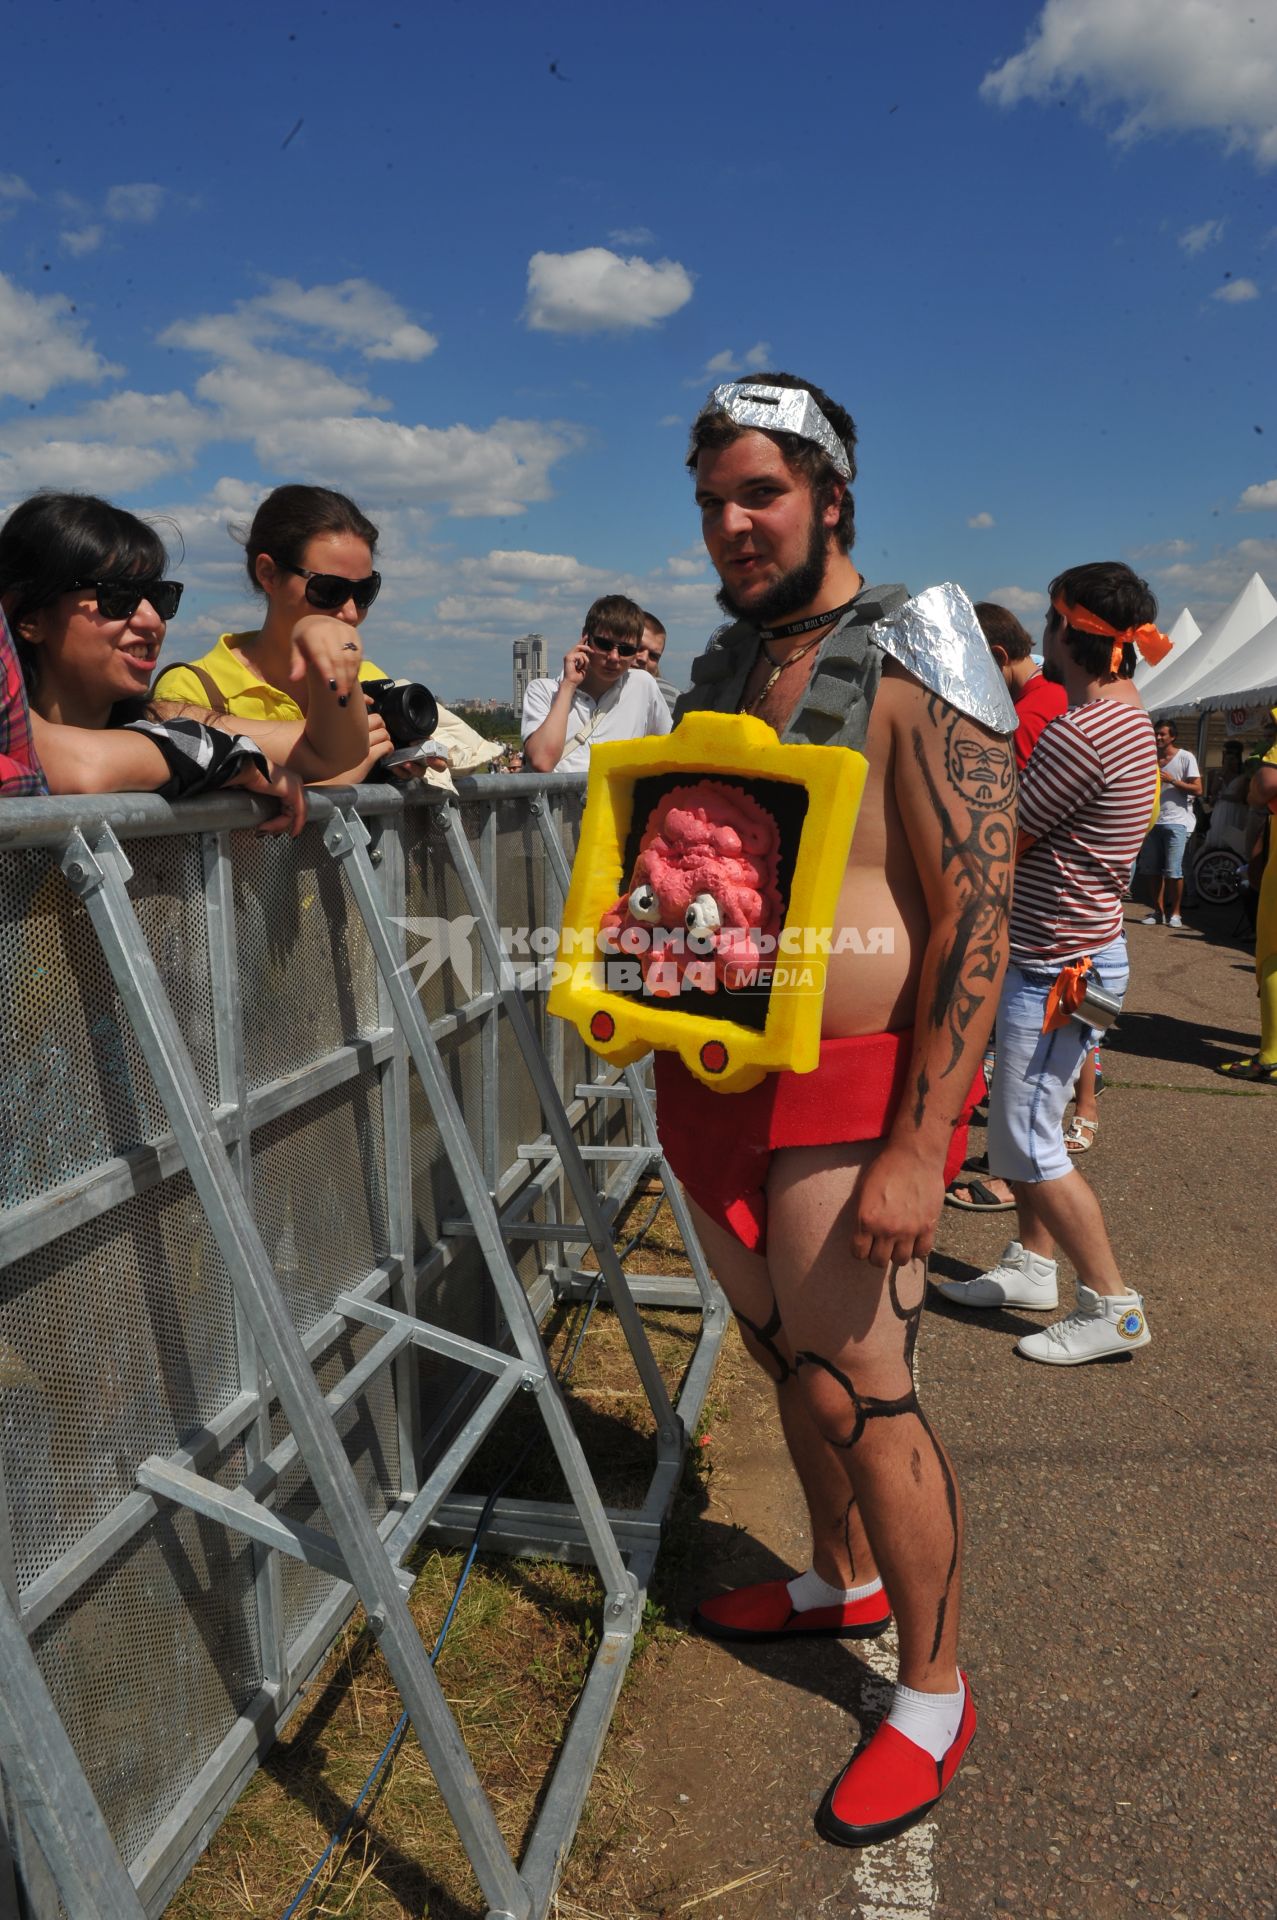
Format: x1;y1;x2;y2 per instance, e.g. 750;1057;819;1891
744;630;827;714
757;595;858;642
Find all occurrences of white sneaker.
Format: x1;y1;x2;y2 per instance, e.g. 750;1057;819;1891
933;1241;1059;1311
1141;913;1162;926
1168;914;1184;928
1017;1286;1151;1365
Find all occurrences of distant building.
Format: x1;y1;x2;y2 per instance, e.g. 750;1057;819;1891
513;633;547;713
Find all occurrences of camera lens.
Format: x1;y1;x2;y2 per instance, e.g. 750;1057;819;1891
365;679;440;749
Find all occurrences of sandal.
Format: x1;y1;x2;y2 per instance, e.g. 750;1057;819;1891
1063;1115;1099;1154
1217;1055;1277;1084
944;1176;1015;1212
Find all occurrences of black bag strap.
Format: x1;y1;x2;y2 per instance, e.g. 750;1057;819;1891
155;662;229;715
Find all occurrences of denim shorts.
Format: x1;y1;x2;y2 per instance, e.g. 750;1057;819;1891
1142;821;1190;880
987;936;1129;1184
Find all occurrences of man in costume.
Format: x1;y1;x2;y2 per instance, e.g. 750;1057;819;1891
937;564;1162;1360
664;372;1017;1845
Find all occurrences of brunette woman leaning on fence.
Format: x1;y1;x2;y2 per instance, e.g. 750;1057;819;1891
152;484;399;782
0;493;371;829
153;485;500;788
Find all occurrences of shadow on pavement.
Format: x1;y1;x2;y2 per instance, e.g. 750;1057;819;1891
1102;1005;1255;1070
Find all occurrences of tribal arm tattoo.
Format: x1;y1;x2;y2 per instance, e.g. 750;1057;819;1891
893;686;1015;1145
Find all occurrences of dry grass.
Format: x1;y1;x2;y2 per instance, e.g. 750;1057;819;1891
165;1189;713;1920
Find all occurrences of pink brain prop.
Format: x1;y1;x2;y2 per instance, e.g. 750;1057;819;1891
599;783;784;998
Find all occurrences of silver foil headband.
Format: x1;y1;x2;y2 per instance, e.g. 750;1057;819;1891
691;381;853;480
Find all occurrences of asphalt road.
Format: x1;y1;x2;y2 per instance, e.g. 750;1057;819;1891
586;902;1277;1920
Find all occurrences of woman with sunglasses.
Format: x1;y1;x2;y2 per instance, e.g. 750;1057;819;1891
0;492;316;831
153;484;395;782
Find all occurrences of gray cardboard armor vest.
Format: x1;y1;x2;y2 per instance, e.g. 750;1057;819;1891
674;583;1018;747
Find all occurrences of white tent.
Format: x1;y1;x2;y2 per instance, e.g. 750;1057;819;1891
1177;609;1277;714
1134;606;1198;692
1147;572;1277;715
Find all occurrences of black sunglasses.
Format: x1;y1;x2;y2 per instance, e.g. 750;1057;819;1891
72;578;184;621
585;632;640;659
279;563;381;614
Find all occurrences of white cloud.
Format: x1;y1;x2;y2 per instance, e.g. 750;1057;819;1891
1;387;210;458
60;225;103;257
0;440;178;495
1179;218;1224;253
666;546;708;578
163;278;437;367
659;413;683;427
1158;537;1277;609
1239;479;1277;509
982;0;1277;168
0;272;120;401
105;183;166;223
698;341;773;381
1212;277;1260;302
608;226;654;247
253;278;438;361
194;349;381;427
0;174;33;202
968;511;995;529
436;591;557;628
1130;536;1193;557
0;388;214;499
483;549;596;584
983;584;1046;620
252;414;582;515
525;247;694;333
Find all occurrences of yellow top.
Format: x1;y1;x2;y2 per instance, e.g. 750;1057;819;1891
152;632;387;721
1264;705;1277;768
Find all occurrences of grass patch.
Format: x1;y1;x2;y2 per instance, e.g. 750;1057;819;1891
166;1186;716;1919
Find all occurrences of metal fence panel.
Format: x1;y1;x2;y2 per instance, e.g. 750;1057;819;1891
0;779;723;1919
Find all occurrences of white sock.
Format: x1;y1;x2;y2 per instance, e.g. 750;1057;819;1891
885;1677;966;1761
786;1568;884;1611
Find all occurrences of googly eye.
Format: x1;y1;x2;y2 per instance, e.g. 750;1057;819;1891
685;893;722;934
628;882;661;923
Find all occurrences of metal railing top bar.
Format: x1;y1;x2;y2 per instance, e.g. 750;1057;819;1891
0;766;584;851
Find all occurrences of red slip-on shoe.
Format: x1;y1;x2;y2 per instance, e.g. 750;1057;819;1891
816;1675;976;1848
691;1577;892;1643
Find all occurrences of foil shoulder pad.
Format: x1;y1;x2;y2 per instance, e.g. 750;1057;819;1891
870;583;1018;736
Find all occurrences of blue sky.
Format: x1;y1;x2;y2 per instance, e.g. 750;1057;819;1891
1;0;1274;699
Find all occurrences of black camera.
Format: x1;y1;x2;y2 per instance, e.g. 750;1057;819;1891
363;678;439;749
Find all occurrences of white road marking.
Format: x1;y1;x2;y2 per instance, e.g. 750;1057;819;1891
850;1625;939;1919
849;1320;940;1919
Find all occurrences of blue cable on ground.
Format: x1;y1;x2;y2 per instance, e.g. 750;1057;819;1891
278;1265;613;1918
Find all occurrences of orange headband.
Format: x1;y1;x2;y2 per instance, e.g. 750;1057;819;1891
1052;596;1173;676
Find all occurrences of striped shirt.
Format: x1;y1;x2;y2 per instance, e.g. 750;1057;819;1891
1012;699;1158;964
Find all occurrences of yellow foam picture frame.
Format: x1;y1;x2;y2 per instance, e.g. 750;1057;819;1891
547;710;867;1092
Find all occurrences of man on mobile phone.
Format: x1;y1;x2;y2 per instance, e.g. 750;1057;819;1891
521;594;672;773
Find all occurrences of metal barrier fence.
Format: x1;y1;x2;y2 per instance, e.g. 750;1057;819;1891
0;775;724;1920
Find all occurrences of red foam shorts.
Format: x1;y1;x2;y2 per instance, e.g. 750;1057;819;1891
653;1030;979;1254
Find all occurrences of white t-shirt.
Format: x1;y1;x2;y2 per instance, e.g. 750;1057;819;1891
521;670;672;773
1156;748;1200;833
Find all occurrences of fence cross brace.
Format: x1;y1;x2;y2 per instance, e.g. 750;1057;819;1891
54;822;553;1920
